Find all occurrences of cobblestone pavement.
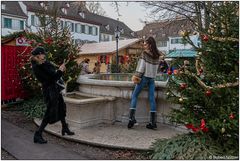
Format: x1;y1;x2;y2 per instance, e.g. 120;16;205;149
1;148;16;160
1;106;149;160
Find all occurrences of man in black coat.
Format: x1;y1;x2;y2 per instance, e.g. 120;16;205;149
31;46;74;144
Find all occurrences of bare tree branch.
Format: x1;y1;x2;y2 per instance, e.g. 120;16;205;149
86;2;106;16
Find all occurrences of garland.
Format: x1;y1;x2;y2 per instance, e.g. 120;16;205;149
211;36;239;42
182;70;239;90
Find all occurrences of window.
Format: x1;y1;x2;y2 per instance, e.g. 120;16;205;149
103;34;109;41
31;15;40;26
65;2;70;8
4;18;12;29
100;34;104;41
40;2;47;10
2;4;6;10
60;20;64;29
95;27;98;35
105;24;110;31
75;24;81;33
85;25;89;34
71;23;74;32
157;41;167;47
171;38;183;44
92;27;98;36
64;21;73;32
79;12;85;18
88;26;93;35
20;20;24;30
31;15;35;26
61;8;67;15
81;25;85;33
63;21;72;32
100;55;107;63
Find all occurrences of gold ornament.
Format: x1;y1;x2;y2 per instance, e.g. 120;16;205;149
221;127;225;133
179;97;183;102
179;30;188;37
48;53;53;59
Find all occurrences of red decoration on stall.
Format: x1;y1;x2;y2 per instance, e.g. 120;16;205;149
1;45;31;102
106;55;109;64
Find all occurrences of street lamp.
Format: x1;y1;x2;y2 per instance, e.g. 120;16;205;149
115;25;121;73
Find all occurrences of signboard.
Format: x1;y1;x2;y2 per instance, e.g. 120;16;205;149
16;37;29;46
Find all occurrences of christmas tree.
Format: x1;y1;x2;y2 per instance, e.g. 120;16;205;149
18;6;81;94
167;1;238;154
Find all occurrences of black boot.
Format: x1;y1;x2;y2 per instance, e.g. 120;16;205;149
128;109;137;129
33;131;47;144
61;119;75;136
33;119;48;144
146;112;157;129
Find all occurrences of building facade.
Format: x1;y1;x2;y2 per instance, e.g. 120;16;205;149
137;18;200;55
1;1;27;36
1;1;135;43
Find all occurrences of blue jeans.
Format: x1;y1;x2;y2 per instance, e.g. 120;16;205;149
130;76;156;112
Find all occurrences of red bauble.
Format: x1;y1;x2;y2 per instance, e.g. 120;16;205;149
229;113;235;119
202;35;209;42
205;90;212;96
167;70;172;75
44;37;53;45
173;69;179;75
180;83;187;90
199;68;203;74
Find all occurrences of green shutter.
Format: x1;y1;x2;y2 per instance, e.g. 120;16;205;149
96;27;98;35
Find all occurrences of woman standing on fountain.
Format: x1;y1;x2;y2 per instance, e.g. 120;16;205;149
31;46;74;144
129;37;161;129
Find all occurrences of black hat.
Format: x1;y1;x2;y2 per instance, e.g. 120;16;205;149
31;46;46;56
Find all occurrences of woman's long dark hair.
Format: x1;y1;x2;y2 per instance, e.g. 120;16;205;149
145;36;160;59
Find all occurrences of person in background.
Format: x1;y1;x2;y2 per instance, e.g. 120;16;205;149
93;61;101;74
129;36;162;130
158;56;169;73
80;58;91;75
31;46;74;144
106;62;111;74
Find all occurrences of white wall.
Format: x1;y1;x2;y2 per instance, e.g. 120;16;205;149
26;12;100;43
169;35;198;50
158;41;170;54
157;35;199;54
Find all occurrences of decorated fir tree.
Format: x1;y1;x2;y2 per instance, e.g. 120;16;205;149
18;6;81;94
166;1;238;154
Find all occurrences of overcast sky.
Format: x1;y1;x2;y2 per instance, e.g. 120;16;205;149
100;2;150;32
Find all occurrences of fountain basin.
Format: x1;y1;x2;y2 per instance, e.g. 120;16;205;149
63;92;115;128
77;73;175;123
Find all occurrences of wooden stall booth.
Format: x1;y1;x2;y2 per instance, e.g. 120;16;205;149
76;38;143;73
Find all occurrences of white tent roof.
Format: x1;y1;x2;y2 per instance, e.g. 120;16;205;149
78;38;141;55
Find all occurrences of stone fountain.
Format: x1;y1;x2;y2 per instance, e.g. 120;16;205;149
63;73;177;128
